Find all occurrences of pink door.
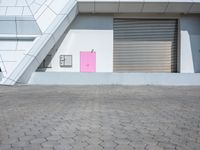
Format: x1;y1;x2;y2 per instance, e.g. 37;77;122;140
80;52;96;72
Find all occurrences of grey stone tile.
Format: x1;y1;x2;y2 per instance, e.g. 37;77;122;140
115;144;135;150
11;141;29;148
47;135;62;141
0;86;200;150
30;138;46;144
42;141;60;148
53;144;72;150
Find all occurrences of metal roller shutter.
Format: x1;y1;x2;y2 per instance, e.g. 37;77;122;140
113;19;178;72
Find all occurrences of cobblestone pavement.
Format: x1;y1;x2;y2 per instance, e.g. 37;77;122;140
0;86;200;150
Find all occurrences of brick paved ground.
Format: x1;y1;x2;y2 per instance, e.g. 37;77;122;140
0;86;200;150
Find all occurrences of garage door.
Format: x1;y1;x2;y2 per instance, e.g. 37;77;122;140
113;19;178;72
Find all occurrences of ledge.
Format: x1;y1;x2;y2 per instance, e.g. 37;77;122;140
29;72;200;86
77;0;200;13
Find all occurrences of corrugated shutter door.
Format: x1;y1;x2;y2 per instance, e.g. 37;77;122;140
113;19;178;72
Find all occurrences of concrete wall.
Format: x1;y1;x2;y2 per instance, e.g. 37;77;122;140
40;14;200;74
43;14;113;72
29;72;200;86
180;15;200;73
0;40;35;75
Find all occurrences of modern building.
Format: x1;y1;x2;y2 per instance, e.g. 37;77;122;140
0;0;200;85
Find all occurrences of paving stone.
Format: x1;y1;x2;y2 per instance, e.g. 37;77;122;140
10;148;23;150
73;135;90;142
47;135;61;141
145;143;163;150
30;138;46;144
0;138;18;144
19;135;35;141
114;138;130;145
11;141;29;148
157;141;176;149
0;86;200;150
70;141;89;149
59;138;75;145
0;144;11;149
53;144;72;150
115;144;135;150
86;138;102;144
25;131;41;136
23;144;42;150
35;132;51;138
84;144;104;150
103;147;116;150
42;141;60;148
61;133;76;138
99;141;117;148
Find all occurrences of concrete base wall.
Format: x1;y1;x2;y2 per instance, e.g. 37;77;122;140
28;72;200;86
39;14;200;74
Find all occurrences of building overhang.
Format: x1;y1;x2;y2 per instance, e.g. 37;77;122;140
78;0;200;14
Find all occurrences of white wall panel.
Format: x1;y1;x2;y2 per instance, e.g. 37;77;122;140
6;7;23;16
36;8;56;32
0;0;17;6
0;7;6;15
35;0;46;5
0;41;17;50
0;51;25;62
22;7;32;16
16;20;41;35
16;0;27;6
49;0;70;14
44;0;54;6
30;3;41;14
17;41;34;51
34;5;48;19
0;21;16;34
26;0;34;5
2;62;17;75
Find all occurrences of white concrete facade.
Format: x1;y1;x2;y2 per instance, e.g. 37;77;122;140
37;14;200;74
0;0;200;85
42;14;113;72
